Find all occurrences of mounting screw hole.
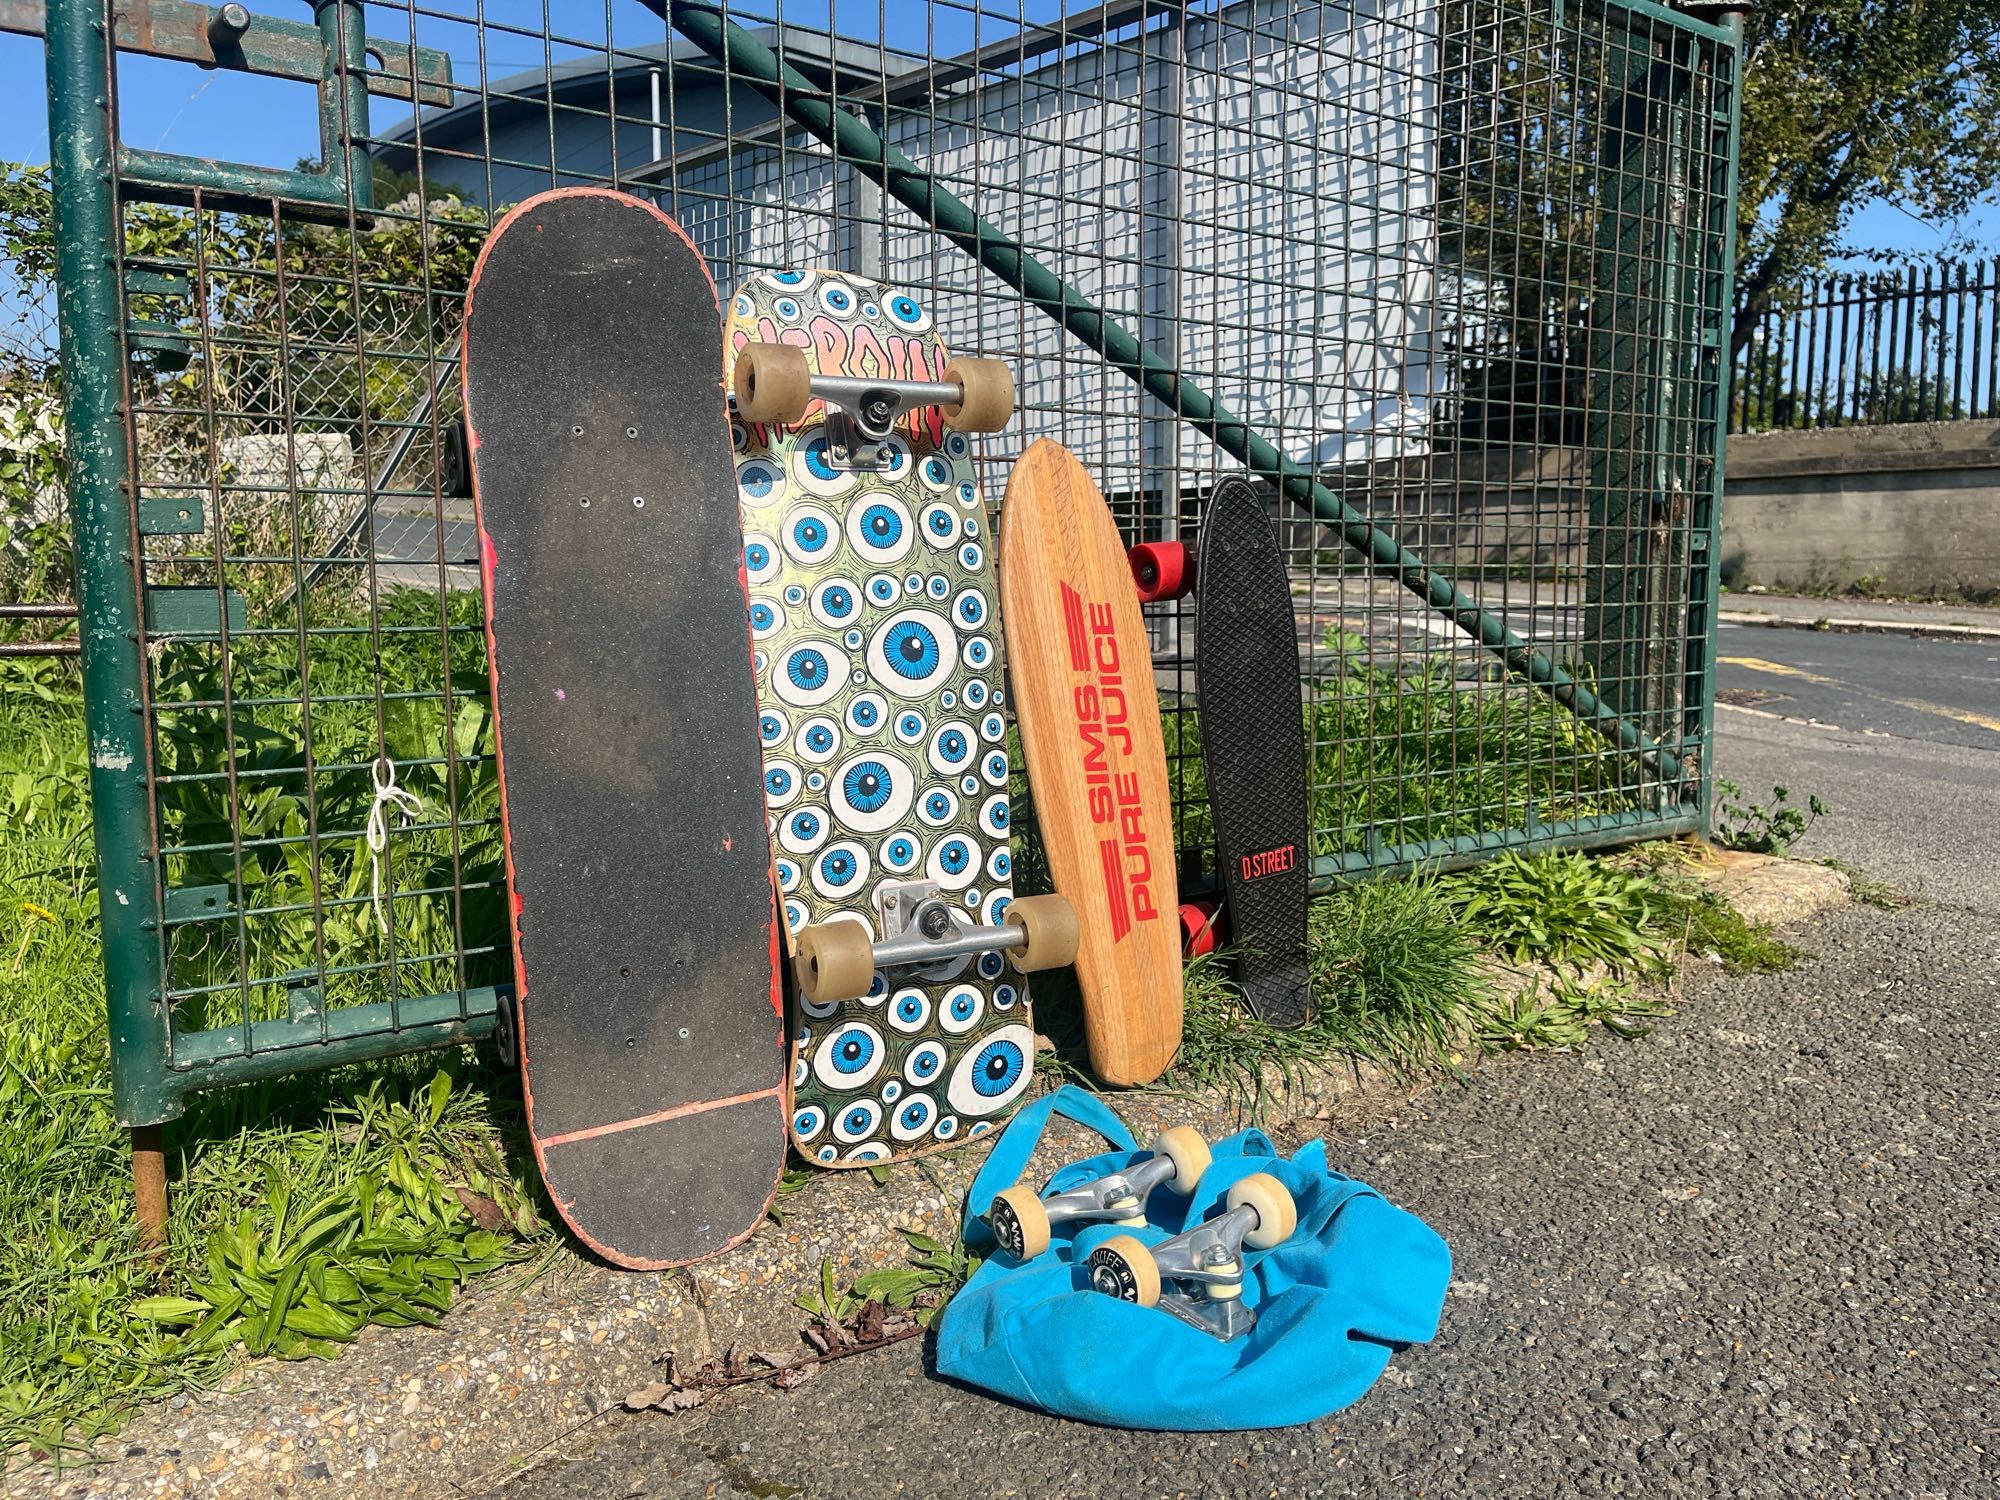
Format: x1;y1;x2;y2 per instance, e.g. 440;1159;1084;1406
570;424;583;436
578;496;591;508
677;1027;691;1040
625;426;639;438
632;496;646;508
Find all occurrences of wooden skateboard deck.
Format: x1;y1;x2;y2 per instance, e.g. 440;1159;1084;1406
462;188;786;1266
724;270;1035;1166
1000;440;1181;1085
1194;478;1314;1028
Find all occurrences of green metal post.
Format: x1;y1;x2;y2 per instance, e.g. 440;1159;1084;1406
661;0;1688;786
45;0;178;1143
316;0;374;215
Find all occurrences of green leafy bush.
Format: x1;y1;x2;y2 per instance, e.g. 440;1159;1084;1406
1448;850;1666;976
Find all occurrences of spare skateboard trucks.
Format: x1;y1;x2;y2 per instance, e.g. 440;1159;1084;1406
1086;1172;1298;1341
985;1126;1213;1261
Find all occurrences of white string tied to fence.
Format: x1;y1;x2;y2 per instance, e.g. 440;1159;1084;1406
366;755;425;937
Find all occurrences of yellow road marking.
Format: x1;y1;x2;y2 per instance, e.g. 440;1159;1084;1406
1719;656;1840;686
1887;697;2000;737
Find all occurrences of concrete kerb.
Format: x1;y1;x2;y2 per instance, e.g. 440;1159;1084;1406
14;855;1852;1500
1718;608;2000;641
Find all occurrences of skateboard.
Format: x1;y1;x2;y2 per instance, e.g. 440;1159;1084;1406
984;1125;1212;1260
460;187;787;1266
723;270;1076;1166
1131;477;1314;1028
1000;439;1182;1085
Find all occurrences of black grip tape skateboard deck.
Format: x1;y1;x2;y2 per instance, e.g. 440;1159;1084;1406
461;187;786;1266
1194;478;1314;1028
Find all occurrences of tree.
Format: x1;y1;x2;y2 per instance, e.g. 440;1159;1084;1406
1733;2;2000;355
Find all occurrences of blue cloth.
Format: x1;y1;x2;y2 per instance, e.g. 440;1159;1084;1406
934;1086;1451;1430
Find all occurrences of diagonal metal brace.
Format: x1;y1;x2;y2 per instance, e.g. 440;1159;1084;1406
656;0;1688;790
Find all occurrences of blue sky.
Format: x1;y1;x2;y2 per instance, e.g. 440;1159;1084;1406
2;12;1995;258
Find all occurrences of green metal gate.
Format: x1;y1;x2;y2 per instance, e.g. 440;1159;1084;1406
32;0;1741;1225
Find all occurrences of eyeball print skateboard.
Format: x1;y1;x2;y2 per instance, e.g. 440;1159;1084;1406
724;270;1075;1166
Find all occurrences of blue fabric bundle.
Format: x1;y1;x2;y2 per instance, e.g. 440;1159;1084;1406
934;1086;1451;1430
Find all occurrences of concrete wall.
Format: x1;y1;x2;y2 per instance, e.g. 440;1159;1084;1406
1721;420;2000;598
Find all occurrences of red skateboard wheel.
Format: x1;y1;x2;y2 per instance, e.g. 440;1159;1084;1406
1179;898;1222;957
1129;540;1192;602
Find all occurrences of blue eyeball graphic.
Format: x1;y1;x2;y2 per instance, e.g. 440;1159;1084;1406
964;680;989;709
935;1115;961;1141
904;1040;947;1085
938;985;984;1036
939;690;958;710
815;1142;840;1163
794;438;857;498
758;712;787;748
962;775;981;796
994;982;1021;1010
845;692;887;736
769;269;810;287
983;891;1014;925
783;504;840;562
811;578;860;628
794;715;841;764
977;951;1006;980
946;1023;1035;1115
980;712;1006;743
928;835;978;890
921;503;959;548
918;787;960;827
736;457;786;507
774;640;848;707
867;573;900;606
806;770;828;792
982;749;1010;786
812;1018;886;1090
965;637;992;669
946;433;970;460
744;533;779;584
887;986;932;1034
957;481;978;506
879;832;921;874
831;755;912;834
893;709;928;746
793;1054;810;1087
846;497;913;565
791;1104;826;1141
954;590;988;630
774;858;802;893
959;542;985;571
833;1099;884;1145
785;899;808;932
979;794;1011;838
779;805;830;855
963;889;983;909
783;584;806;606
811;841;871;898
772;295;804;322
844;1141;892;1163
868;609;957;697
987;848;1012;881
885;292;932;332
890;1093;938;1142
926;573;951;601
764;760;800;808
880;1077;902;1103
918;453;955;493
905;573;924;594
928;721;977;776
845;628;864;649
819;280;859;318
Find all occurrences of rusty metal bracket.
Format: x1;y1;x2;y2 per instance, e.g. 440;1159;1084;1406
0;0;454;106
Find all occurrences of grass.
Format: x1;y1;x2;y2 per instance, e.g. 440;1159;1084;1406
0;649;545;1469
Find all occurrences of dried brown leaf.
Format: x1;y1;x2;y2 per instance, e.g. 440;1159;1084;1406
622;1382;673;1411
771;1362;818;1392
452;1187;508;1233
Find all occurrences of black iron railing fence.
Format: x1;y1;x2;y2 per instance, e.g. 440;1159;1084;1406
1730;257;2000;433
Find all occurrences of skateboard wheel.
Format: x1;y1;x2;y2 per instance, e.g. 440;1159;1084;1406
1178;899;1221;957
1150;1126;1213;1195
794;920;875;1004
489;990;520;1072
1087;1234;1162;1308
942;357;1015;432
733;342;813;424
988;1183;1053;1260
1004;894;1080;973
1228;1172;1298;1249
1128;540;1192;602
440;418;472;500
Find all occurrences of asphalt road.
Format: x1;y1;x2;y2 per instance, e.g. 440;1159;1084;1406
1712;625;2000;912
485;899;1998;1500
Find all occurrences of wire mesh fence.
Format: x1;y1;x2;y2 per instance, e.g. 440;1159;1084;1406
39;0;1739;1126
1729;256;2000;434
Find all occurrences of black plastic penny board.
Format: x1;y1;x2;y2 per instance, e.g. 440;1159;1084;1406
461;187;786;1267
1194;478;1314;1028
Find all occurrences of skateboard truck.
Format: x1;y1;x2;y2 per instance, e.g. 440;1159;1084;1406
1085;1173;1298;1342
732;342;1016;474
985;1127;1213;1260
792;884;1078;1004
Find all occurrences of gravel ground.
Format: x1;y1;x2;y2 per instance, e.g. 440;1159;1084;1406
483;900;1999;1500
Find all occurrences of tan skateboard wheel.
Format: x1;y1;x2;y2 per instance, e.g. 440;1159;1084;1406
733;341;813;424
1088;1233;1163;1307
989;1183;1053;1260
1005;894;1080;973
1150;1126;1214;1195
942;357;1015;432
794;920;874;1004
1228;1172;1297;1249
